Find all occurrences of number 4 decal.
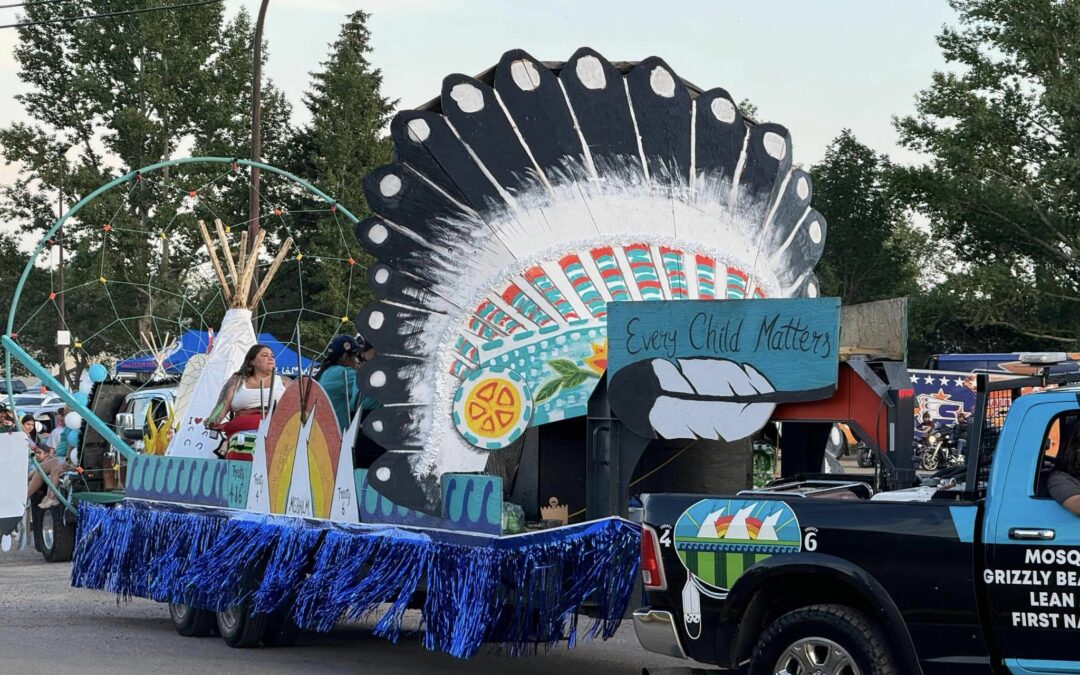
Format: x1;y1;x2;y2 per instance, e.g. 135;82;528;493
659;525;673;548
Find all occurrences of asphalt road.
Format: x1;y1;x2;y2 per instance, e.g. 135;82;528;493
0;549;698;675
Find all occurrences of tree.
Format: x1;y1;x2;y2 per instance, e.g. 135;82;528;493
0;232;50;372
0;2;292;373
263;10;395;348
811;130;923;304
893;0;1080;348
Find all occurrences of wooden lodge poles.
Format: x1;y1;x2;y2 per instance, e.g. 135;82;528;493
197;219;293;310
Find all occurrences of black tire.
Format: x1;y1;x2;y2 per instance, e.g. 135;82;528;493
169;602;216;637
261;606;301;647
40;504;75;563
922;448;940;471
749;604;896;675
216;602;267;648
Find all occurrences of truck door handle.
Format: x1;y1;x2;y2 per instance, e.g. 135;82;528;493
1009;528;1056;541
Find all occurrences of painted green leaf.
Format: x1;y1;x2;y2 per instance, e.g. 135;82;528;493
548;359;581;377
563;372;590;389
535;379;562;403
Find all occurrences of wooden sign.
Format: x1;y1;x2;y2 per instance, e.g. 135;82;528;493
607;299;840;440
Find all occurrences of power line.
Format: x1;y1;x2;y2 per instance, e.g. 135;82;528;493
0;0;223;29
0;0;69;11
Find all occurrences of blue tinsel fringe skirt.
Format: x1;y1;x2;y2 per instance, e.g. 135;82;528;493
70;501;641;658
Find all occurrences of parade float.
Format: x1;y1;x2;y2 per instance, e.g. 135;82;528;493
2;48;826;656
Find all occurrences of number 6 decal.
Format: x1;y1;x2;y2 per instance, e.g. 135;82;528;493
803;530;818;551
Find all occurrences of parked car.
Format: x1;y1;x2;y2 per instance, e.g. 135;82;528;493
1;378;27;395
13;391;64;408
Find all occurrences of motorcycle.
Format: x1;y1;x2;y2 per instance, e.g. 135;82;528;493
921;427;965;471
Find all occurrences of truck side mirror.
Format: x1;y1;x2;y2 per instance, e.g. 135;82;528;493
115;412;135;433
122;428;144;441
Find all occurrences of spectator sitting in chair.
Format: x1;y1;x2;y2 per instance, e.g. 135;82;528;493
21;415;44;454
43;407;68;454
27;445;74;509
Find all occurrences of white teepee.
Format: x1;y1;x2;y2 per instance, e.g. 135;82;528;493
167;221;293;459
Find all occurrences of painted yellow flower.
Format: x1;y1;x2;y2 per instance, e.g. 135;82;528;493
584;341;608;375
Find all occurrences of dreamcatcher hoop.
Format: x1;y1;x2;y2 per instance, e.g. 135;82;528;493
3;156;362;401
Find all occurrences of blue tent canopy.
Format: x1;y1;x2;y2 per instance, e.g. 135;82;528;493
116;330;317;377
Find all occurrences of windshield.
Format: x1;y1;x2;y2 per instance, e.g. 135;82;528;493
13;395;42;406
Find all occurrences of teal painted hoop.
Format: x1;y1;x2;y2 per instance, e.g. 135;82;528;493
3;157;360;458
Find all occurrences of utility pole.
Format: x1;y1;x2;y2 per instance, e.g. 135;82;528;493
57;157;68;389
247;0;270;312
248;0;269;247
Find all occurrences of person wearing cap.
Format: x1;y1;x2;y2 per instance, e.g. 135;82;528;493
316;334;380;431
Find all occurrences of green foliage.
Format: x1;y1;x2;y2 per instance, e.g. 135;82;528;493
0;232;50;374
894;0;1080;349
0;1;294;372
265;10;395;349
811;130;924;305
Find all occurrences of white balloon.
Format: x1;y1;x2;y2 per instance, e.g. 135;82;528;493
79;380;92;395
64;412;83;430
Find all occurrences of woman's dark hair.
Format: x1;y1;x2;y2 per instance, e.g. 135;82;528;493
315;350;350;382
237;344;272;378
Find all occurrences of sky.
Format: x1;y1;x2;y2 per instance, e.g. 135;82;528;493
0;0;957;201
250;0;957;165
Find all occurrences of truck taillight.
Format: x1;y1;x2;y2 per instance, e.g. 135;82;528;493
641;525;667;590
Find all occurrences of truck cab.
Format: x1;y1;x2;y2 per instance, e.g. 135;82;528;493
113;386;177;452
635;378;1080;675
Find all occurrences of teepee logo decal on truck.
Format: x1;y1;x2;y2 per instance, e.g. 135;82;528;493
675;498;801;592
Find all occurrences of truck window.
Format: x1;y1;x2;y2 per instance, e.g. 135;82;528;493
149;398;169;426
1034;412;1080;498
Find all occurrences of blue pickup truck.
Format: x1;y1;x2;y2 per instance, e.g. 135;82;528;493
634;373;1080;675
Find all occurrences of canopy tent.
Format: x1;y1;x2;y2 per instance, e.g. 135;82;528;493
116;330;317;377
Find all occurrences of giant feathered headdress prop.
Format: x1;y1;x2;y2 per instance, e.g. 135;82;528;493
353;49;826;512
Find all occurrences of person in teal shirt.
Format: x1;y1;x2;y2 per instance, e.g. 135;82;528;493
315;334;380;431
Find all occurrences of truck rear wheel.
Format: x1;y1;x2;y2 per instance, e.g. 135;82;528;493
216;602;267;648
749;604;896;675
169;602;216;637
261;606;301;647
40;505;75;563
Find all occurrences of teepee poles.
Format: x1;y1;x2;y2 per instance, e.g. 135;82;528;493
197;219;288;310
197;220;232;304
214;219;240;288
249;236;292;308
